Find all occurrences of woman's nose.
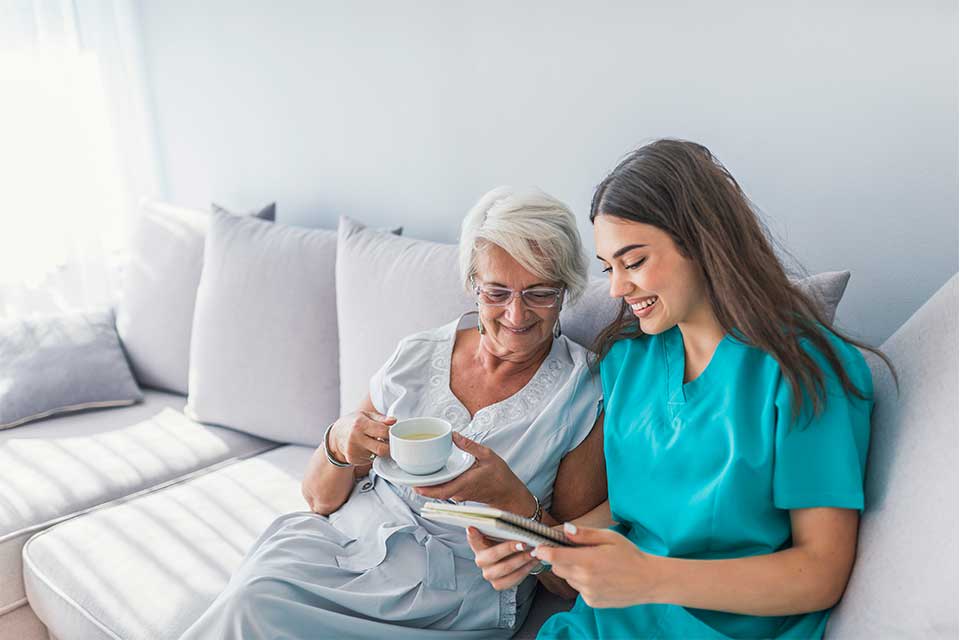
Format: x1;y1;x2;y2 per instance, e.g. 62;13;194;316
609;270;632;299
504;295;526;323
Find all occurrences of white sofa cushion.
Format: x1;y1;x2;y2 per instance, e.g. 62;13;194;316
21;438;581;640
23;445;312;640
335;216;476;412
0;390;275;616
826;274;958;638
116;199;274;395
185;212;340;446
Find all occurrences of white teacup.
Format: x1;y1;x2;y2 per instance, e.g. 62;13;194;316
389;417;452;475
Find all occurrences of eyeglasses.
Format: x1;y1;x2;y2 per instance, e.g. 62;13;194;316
472;280;564;308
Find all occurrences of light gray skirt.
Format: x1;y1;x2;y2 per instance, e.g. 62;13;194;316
179;478;535;639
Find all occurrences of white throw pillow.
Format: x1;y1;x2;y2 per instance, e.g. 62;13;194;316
186;212;339;445
116;199;274;394
336;217;475;413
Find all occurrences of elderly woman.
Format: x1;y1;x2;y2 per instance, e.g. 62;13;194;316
178;186;606;639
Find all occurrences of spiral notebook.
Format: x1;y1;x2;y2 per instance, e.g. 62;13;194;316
420;502;575;548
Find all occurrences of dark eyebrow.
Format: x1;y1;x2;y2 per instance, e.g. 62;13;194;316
596;244;647;261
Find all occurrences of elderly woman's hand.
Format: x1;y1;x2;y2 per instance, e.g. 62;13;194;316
414;432;536;515
328;410;396;466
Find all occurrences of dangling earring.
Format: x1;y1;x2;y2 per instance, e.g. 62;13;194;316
553;318;561;338
478;313;486;335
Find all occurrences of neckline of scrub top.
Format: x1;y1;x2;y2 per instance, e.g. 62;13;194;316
663;326;735;405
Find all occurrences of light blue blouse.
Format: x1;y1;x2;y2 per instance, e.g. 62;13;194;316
539;326;873;640
179;314;601;640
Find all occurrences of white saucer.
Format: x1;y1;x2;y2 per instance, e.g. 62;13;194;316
373;447;476;487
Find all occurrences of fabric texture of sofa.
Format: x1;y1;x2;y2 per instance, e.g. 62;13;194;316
2;213;956;640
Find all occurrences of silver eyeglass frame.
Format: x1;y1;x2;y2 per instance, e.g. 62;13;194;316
470;277;565;309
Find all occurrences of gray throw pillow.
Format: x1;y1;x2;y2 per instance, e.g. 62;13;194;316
794;269;850;323
212;202;276;221
185;213;340;445
0;310;143;430
116;199;275;395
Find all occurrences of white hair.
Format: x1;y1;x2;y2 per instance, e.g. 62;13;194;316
458;186;588;305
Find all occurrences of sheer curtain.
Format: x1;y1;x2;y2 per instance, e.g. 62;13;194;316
0;0;161;318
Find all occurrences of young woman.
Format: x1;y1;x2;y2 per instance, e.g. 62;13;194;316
468;139;892;639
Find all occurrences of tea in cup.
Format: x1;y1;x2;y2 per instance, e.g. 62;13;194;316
388;417;452;475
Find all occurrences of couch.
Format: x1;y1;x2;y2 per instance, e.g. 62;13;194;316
1;206;956;640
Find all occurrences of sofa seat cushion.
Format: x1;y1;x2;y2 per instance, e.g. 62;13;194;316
24;443;578;640
23;445;313;640
1;391;276;616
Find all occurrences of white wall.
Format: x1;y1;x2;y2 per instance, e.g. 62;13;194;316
136;0;958;345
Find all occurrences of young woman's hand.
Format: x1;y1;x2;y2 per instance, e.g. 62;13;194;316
414;432;536;515
465;527;541;591
532;524;660;608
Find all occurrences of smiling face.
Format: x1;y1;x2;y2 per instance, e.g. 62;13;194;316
593;214;712;335
473;243;562;361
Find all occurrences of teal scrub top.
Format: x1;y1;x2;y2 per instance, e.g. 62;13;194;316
538;326;873;640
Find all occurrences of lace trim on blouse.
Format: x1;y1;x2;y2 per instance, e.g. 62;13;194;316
391;325;564;514
423;322;565;443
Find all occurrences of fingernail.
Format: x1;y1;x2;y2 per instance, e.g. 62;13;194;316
564;522;578;535
530;550;538;559
515;543;524;551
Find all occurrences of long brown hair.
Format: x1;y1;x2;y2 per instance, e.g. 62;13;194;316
591;139;894;419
